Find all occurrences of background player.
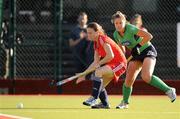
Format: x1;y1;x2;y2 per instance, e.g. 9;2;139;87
68;12;94;72
130;14;147;31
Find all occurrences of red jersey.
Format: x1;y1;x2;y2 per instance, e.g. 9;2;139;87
94;34;127;64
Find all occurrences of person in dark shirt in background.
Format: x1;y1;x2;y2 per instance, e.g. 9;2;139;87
69;12;94;72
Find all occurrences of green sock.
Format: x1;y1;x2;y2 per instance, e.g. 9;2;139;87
123;83;132;104
149;75;171;92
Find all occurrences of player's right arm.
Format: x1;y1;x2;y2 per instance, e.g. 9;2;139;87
118;43;126;54
113;31;126;54
76;51;100;84
85;51;100;70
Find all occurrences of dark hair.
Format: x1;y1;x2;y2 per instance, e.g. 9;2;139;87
130;14;141;23
87;22;105;34
111;11;126;24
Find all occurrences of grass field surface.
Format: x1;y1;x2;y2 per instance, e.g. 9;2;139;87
0;95;179;119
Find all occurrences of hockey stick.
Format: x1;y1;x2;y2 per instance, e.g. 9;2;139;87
54;55;133;86
55;68;95;86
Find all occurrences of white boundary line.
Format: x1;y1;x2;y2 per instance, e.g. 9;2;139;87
0;113;32;119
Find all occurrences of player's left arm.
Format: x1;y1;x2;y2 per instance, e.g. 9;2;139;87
98;43;114;66
136;28;153;46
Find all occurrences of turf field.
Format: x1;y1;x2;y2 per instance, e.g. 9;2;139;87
0;95;179;119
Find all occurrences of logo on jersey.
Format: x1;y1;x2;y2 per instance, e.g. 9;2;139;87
121;41;131;46
147;51;156;56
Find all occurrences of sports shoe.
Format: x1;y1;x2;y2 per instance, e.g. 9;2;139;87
83;97;97;106
165;88;176;102
116;100;129;109
91;102;110;109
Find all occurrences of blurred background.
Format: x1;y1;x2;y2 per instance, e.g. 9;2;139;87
0;0;179;94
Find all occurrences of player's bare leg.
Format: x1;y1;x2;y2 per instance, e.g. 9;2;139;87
142;57;176;102
116;61;142;109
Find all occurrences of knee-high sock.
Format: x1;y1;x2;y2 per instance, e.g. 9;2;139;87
99;88;109;106
149;75;171;92
123;83;132;104
92;77;103;99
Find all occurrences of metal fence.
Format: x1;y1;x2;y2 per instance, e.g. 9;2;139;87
0;0;179;80
14;0;57;79
62;0;180;79
0;0;62;79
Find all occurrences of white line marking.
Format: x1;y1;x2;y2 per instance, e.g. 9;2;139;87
0;113;32;119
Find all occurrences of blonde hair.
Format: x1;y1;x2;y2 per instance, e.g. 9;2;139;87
111;11;126;24
87;22;105;34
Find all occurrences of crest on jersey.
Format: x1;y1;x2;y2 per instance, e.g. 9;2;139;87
121;41;131;46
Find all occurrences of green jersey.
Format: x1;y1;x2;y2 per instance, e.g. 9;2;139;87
113;24;151;52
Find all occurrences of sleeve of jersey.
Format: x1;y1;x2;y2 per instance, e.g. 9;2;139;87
129;24;139;35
